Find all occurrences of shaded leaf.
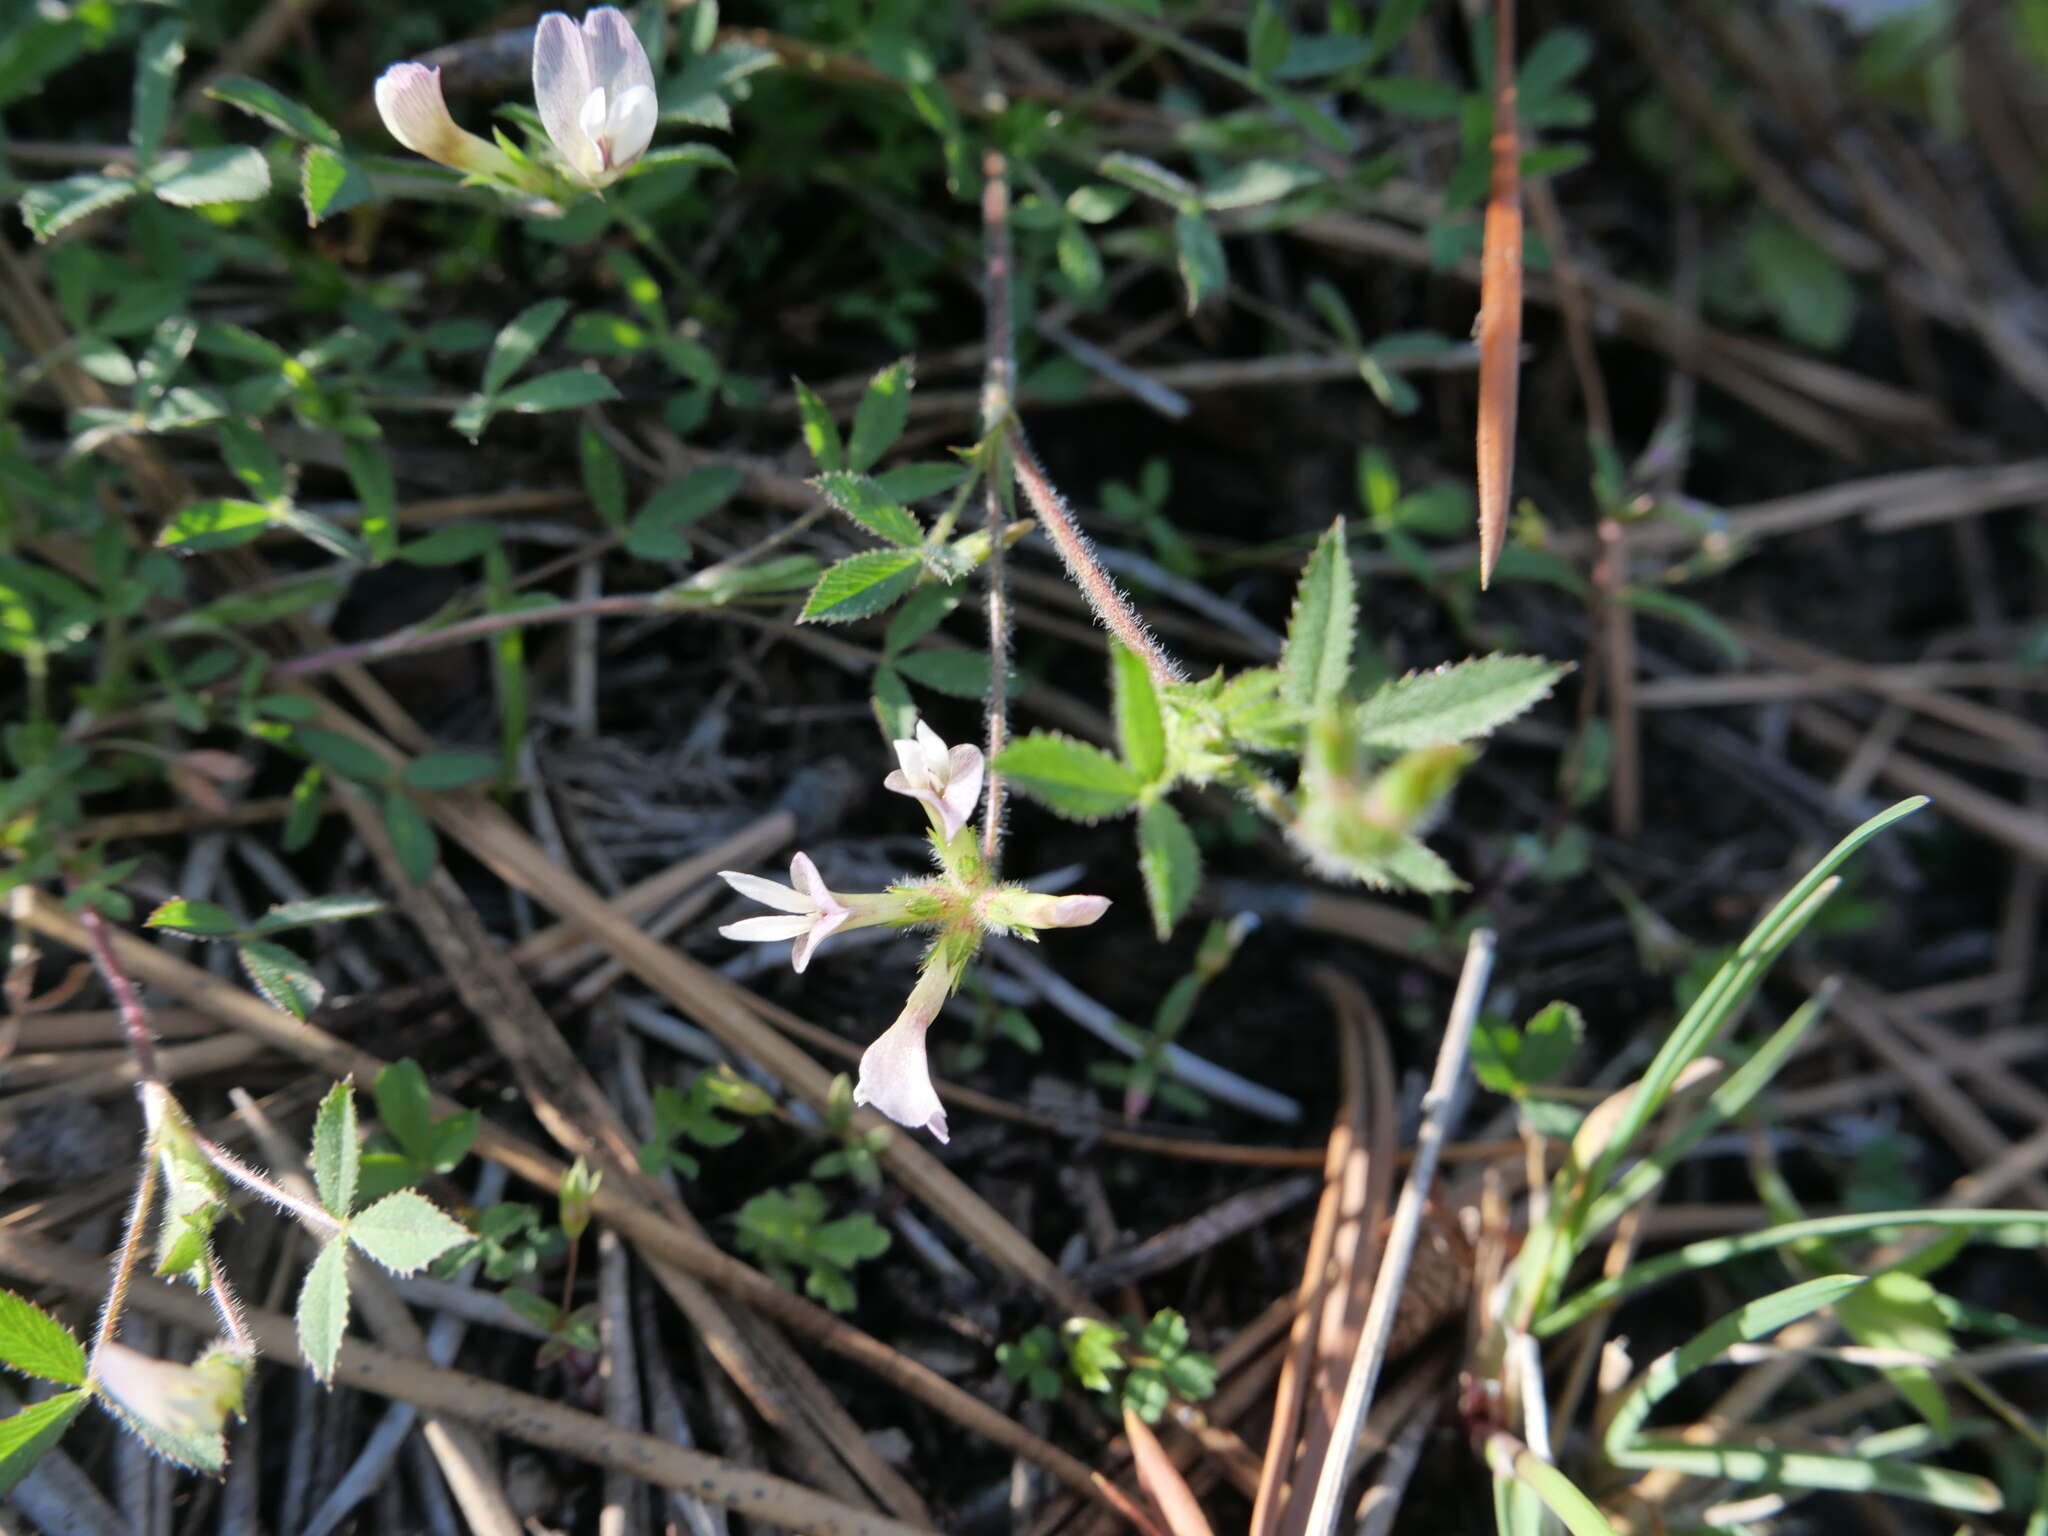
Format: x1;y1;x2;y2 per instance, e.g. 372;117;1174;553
294;727;389;784
812;472;922;548
206;75;341;146
249;894;384;934
846;357;912;472
237;940;323;1021
496;368;619;414
150;146;270;207
19;174;139;241
799;550;921;623
400;752;499;791
1137;798;1201;939
383;790;437;885
996;733;1142;821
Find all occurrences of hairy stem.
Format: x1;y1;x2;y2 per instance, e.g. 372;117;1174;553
91;1141;160;1361
80;904;161;1085
980;148;1016;873
193;1133;341;1236
1007;428;1183;687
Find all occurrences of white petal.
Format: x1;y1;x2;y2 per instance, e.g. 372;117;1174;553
605;83;657;168
720;914;813;943
853;1011;948;1142
940;746;984;833
913;719;947;771
882;768;916;799
374;64;459;160
717;869;811;914
532;13;596;172
789;851;829;904
578;84;609;156
889;738;924;786
789;916;837;973
581;6;654;98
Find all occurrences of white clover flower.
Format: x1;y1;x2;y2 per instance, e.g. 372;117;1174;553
374;63;513;177
532;7;657;186
853;963;953;1143
717;853;851;974
884;719;985;843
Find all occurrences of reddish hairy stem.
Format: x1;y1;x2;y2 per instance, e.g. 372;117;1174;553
1007;428;1183;686
980;149;1016;873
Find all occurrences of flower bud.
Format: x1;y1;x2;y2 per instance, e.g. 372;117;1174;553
980;888;1111;935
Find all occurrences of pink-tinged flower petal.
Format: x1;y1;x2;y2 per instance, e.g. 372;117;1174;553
789;907;851;973
937;747;984;839
375;65;461;162
1047;894;1110;927
853;1007;948;1142
533;13;599;179
790;853;834;908
719;914;814;943
717;869;811;914
885;719;984;839
581;7;654;100
374;63;510;175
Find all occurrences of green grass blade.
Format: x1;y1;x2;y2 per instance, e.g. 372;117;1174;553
1543;1211;2048;1337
